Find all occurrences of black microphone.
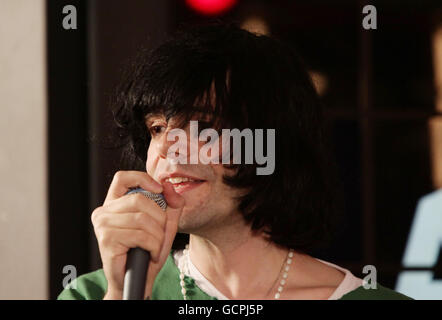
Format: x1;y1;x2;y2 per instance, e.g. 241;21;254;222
122;187;167;300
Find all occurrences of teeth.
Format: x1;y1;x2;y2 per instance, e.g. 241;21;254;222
166;177;195;184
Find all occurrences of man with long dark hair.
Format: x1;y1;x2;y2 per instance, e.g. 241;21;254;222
58;24;410;300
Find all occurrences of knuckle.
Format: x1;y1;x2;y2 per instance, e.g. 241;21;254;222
135;230;150;245
91;207;102;225
93;214;108;230
96;215;109;229
98;231;111;247
133;212;146;225
130;193;144;207
113;170;124;184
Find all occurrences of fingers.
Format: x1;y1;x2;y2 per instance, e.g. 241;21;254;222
98;228;163;262
92;212;165;250
105;171;163;204
100;193;167;228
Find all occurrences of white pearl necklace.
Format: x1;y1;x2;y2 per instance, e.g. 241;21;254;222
178;244;294;300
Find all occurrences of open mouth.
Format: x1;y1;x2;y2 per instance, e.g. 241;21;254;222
165;177;206;194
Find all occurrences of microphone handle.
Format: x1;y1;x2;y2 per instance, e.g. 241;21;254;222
123;247;150;300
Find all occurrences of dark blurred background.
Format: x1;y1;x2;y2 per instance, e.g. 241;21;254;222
46;0;442;299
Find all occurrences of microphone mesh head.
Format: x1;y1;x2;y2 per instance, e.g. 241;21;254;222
126;187;167;210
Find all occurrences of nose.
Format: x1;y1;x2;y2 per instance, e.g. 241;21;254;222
156;133;171;160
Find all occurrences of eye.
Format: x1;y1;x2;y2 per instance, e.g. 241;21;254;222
148;125;166;137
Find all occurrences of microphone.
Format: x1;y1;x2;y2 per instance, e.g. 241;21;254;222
122;187;167;300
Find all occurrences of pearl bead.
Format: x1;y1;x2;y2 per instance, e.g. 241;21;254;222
287;258;292;264
278;286;283;292
280;279;286;285
283;272;288;279
288;252;294;258
181;288;186;295
285;265;290;272
275;293;280;299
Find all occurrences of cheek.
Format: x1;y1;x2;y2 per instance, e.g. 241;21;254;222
210;164;243;202
145;142;157;175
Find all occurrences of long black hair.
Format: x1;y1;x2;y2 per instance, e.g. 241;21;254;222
112;23;343;254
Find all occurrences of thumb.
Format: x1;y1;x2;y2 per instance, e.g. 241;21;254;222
144;183;185;299
158;182;185;261
163;181;185;212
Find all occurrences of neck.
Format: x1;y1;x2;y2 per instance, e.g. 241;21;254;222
187;226;289;299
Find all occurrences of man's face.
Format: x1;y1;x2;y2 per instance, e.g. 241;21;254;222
145;114;243;234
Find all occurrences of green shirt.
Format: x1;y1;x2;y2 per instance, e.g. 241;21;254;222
57;252;412;300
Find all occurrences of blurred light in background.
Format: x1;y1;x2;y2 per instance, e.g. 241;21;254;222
310;71;329;97
429;116;442;189
434;24;442;113
431;24;442;189
185;0;237;16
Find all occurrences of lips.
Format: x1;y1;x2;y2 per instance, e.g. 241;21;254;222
165;177;203;184
168;180;205;194
160;173;206;194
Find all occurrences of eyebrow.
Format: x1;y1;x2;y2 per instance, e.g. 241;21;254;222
144;112;164;120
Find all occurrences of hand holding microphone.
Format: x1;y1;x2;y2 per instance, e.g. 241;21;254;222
91;171;184;300
123;188;167;300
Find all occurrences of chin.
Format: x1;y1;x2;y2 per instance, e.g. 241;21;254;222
177;182;211;205
180;202;206;219
177;202;213;230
